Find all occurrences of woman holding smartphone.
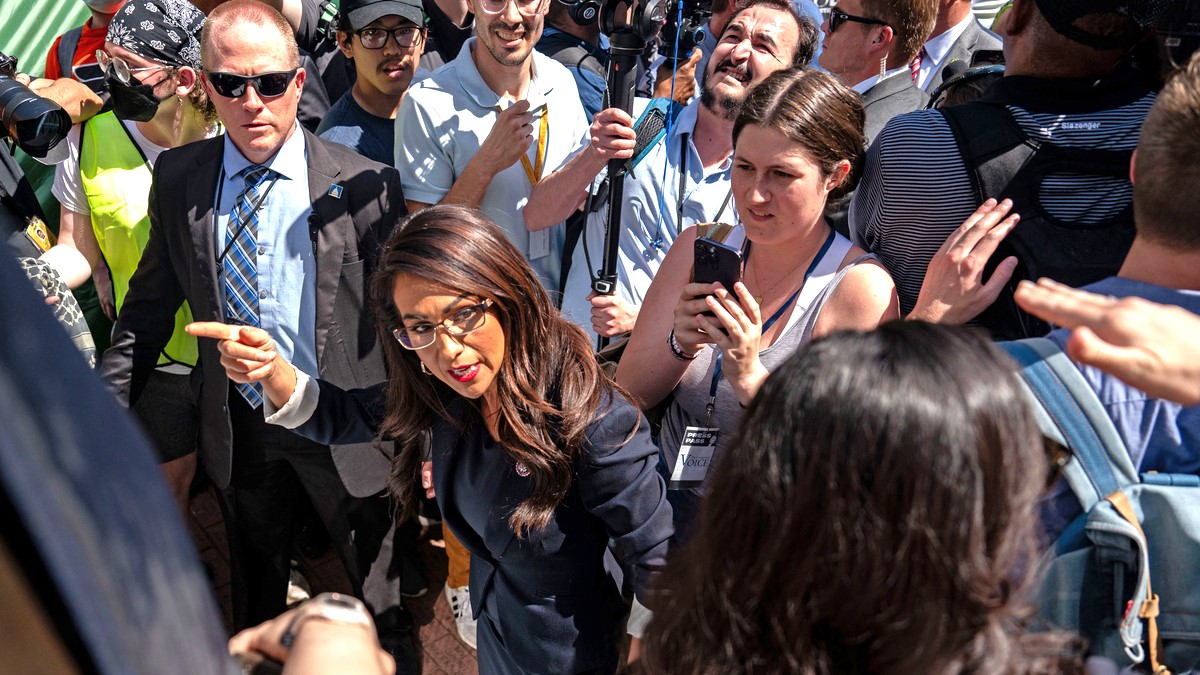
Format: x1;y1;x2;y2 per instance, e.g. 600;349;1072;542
616;68;899;542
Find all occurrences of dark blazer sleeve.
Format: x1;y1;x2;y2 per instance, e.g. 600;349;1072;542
100;156;187;406
292;379;389;446
576;394;673;602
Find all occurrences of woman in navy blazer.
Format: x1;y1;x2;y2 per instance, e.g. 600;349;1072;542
190;205;673;674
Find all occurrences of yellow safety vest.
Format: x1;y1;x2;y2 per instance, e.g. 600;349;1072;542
79;111;198;367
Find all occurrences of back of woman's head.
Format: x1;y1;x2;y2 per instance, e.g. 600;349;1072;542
733;68;866;201
640;322;1075;674
370;205;620;535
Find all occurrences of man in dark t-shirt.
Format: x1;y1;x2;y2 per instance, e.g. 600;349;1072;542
317;0;426;164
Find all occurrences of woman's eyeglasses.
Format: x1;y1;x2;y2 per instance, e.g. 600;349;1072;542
205;70;299;99
95;50;168;85
827;7;888;33
392;299;494;350
355;26;424;49
478;0;546;18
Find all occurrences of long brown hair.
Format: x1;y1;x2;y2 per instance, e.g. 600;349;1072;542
733;68;865;202
371;205;633;536
638;322;1082;674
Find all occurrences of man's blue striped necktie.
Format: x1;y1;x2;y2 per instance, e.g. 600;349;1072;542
223;164;273;408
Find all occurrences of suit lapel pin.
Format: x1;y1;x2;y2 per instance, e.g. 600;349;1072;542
515;461;530;477
328;184;344;199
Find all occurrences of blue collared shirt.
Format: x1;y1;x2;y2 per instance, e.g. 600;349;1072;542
214;127;318;379
561;97;735;338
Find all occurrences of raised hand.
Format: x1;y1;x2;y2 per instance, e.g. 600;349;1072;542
909;198;1020;324
588;291;639;337
476;99;536;175
587;107;636;165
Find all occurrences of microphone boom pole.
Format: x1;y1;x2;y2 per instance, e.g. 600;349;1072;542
593;26;645;350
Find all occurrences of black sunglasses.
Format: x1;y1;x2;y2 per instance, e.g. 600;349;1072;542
828;7;888;33
205;69;298;99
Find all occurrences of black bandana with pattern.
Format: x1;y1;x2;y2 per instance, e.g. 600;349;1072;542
106;0;205;69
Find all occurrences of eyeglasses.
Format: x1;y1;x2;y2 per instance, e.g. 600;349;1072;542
355;25;424;49
392;299;494;350
479;0;546;18
205;70;299;99
827;7;888;33
95;49;168;84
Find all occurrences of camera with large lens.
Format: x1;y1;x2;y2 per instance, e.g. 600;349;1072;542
556;0;712;66
0;52;72;159
658;0;712;65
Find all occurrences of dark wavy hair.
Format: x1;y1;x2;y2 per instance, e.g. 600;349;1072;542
371;205;633;536
638;322;1082;674
733;68;865;202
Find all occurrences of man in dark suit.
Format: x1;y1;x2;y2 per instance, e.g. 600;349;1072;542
99;0;414;660
818;0;936;145
916;0;1003;94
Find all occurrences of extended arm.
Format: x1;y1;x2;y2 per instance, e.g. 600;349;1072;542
254;0;303;32
615;226;701;408
1015;278;1200;406
186;321;386;444
42;138;102;289
28;77;103;124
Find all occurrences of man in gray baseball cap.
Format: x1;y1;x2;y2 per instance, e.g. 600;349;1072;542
316;0;427;165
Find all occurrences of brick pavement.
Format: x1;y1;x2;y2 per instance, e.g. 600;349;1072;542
188;486;479;674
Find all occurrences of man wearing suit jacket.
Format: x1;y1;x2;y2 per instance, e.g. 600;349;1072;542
916;0;1003;94
99;0;414;659
818;0;936;145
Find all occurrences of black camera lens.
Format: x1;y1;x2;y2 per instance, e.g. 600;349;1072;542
0;74;71;158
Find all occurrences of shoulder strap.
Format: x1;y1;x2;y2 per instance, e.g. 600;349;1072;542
694;221;733;243
999;338;1138;511
629;97;685;170
56;26;84;79
539;40;606;80
941;102;1037;206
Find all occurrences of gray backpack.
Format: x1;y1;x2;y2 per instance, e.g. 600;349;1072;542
1001;339;1200;673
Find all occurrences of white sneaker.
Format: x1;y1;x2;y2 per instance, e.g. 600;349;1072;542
286;564;312;608
444;583;477;650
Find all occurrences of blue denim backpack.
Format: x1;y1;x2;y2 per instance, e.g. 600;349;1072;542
1002;339;1200;673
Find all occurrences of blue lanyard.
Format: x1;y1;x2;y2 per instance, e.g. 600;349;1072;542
706;230;836;424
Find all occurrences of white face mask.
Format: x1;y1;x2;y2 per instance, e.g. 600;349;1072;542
84;0;125;13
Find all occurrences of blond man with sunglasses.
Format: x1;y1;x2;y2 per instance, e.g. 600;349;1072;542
99;3;418;669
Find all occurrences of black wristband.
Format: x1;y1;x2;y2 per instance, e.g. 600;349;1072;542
668;329;698;361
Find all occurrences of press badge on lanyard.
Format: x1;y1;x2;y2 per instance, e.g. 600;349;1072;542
669;426;719;489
